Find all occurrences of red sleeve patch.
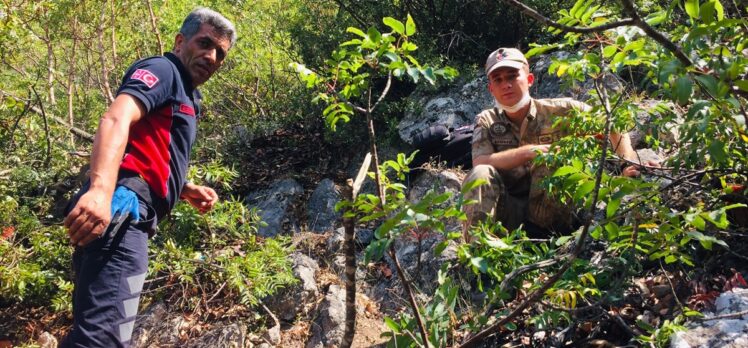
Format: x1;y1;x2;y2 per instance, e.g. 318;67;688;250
131;69;160;88
178;104;195;116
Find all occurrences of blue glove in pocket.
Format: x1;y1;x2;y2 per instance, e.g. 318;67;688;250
111;185;140;223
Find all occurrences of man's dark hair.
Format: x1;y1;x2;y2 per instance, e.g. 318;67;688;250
179;7;236;48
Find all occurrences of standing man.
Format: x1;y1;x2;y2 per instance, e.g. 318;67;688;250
61;8;235;347
463;47;653;236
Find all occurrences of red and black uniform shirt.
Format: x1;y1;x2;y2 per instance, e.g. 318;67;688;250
115;52;202;220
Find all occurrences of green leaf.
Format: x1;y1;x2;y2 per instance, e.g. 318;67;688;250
367;27;382;44
603;45;618;58
384;316;401;332
665;255;678;264
694;74;719;97
407;67;420;83
346;27;366;38
422;67;436;84
485;237;511;250
700;0;716;24
461;178;487;194
553;166;579;177
405;14;416;36
714;0;724;20
471;257;488;273
734;80;748;92
708;139;728;163
684;0;700;19
673;76;693;105
605;222;620;239
607;198;621;218
525;43;560;58
383;17;405;35
434;241;449;255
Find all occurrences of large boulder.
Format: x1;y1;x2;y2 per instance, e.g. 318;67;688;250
305;285;347;348
670;288;748;348
307;179;341;233
245;179;303;237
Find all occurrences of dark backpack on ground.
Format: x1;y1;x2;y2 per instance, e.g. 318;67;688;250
410;124;473;172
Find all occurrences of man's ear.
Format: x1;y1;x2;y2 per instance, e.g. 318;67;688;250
173;33;185;54
526;72;535;87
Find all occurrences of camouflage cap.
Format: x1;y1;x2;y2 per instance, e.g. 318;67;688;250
485;47;528;75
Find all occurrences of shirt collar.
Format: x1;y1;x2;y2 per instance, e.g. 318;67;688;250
526;98;538;121
165;52;196;95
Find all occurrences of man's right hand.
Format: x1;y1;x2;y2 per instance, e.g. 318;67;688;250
64;189;112;247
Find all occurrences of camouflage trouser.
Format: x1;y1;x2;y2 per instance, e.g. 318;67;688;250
462;164;572;234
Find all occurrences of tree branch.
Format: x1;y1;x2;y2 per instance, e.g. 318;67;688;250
619;0;693;66
389;246;431;347
0;89;94;142
499;0;635;33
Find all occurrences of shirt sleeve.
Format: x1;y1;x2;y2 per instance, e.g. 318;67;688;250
471;112;496;161
117;57;176;113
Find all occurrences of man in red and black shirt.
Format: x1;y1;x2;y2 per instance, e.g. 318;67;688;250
61;8;235;347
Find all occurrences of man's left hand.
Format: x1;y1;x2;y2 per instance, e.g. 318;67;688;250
622;159;661;177
180;183;219;213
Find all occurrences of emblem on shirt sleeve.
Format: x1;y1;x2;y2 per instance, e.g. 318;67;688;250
131;69;159;88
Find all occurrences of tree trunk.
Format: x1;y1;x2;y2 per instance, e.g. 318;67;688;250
340;179;356;348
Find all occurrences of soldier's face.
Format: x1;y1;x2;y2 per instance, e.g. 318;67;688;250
488;67;534;107
174;23;231;87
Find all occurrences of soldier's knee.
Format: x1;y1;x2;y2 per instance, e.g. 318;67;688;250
462;165;502;191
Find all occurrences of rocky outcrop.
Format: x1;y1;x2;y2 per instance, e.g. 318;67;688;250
397;75;493;145
671;288;748;348
245;179;303;237
265;252;320;322
307;178;341;233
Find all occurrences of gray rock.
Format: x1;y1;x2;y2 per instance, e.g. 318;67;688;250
186;324;245;348
670;288;748;348
265;252;319;322
245;179;303;237
262;324;281;346
307;179;341;233
327;227;375;254
131;302;190;347
407;169;465;233
628;100;682;148
37;332;57;348
306;285;347;348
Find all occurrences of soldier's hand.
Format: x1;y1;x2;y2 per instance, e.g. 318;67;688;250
64;189;112;247
180;183;219;214
523;144;550;160
622;159;661;177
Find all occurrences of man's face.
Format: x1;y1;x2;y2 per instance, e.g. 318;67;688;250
488;66;534;107
174;23;231;87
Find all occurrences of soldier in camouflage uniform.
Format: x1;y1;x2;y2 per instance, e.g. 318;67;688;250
463;47;648;236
